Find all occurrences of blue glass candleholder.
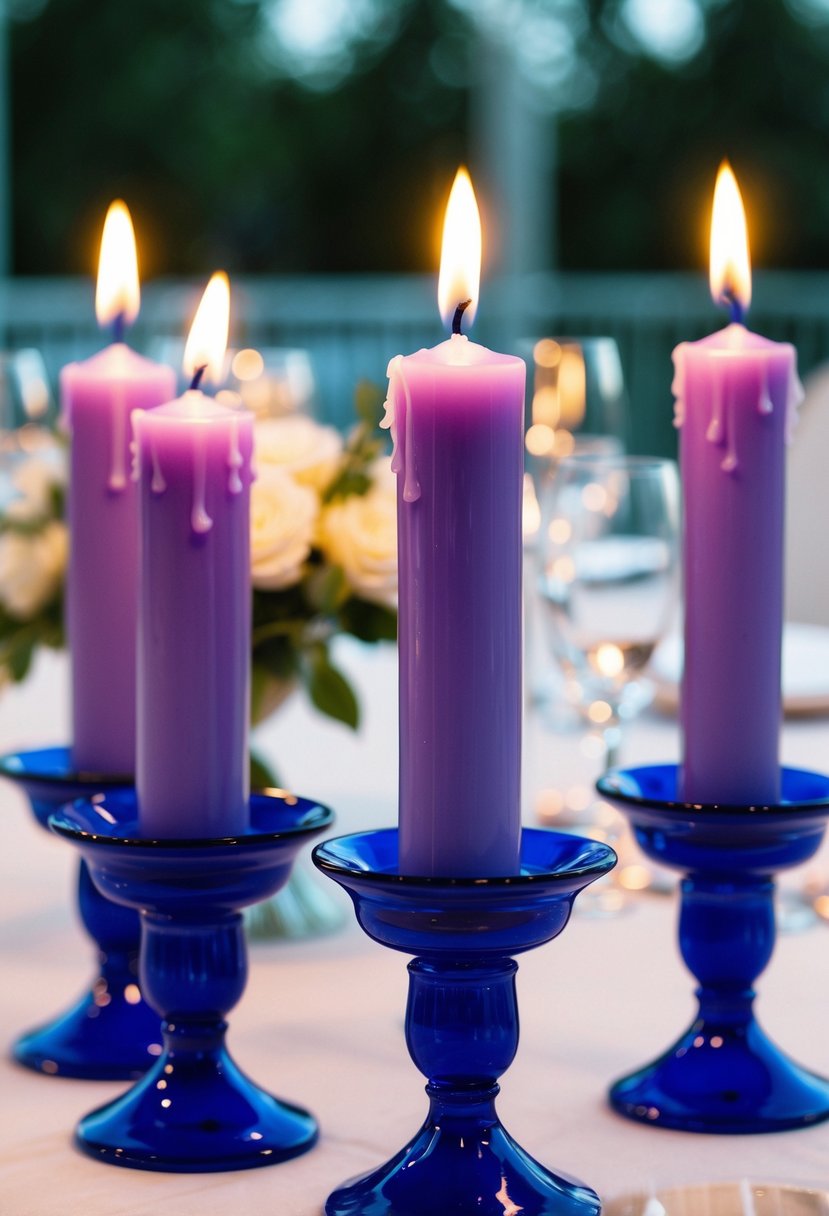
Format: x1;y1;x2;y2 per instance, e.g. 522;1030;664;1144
597;763;829;1134
313;827;616;1216
49;786;333;1172
0;746;160;1079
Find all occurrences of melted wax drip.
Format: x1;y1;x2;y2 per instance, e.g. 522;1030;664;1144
227;417;244;495
672;344;802;476
108;382;128;492
191;435;213;534
670;350;685;429
151;446;166;494
382;355;421;503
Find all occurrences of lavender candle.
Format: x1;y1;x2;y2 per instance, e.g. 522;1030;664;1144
673;163;801;805
384;169;525;876
133;273;254;837
61;201;176;775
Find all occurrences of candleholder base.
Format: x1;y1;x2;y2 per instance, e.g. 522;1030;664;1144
597;763;829;1134
50;786;333;1172
0;746;160;1079
313;827;616;1216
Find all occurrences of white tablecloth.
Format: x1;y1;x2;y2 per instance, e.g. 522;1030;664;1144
1;641;828;1215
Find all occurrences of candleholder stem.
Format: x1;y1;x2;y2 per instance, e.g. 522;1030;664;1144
598;763;829;1134
680;872;773;1026
0;747;160;1079
314;827;616;1216
50;787;333;1172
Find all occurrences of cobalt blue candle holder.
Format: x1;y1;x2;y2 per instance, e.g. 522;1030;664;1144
49;786;333;1172
0;745;160;1079
597;762;829;1134
313;826;616;1216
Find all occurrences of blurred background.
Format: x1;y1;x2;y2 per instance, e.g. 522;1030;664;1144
3;0;829;452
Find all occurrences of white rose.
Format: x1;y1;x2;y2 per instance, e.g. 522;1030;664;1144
254;415;343;491
250;466;318;591
5;450;66;523
317;478;397;608
0;521;68;619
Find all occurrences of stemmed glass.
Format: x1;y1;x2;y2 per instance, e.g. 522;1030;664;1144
537;454;680;771
520;336;629;709
532;455;680;910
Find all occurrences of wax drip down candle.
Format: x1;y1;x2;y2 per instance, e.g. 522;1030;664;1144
672;163;802;806
383;168;525;876
61;202;177;775
133;272;254;838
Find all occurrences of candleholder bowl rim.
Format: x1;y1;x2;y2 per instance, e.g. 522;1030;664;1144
313;826;616;888
49;786;333;851
598;762;829;816
0;744;132;790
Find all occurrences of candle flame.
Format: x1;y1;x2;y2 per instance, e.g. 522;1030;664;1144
709;161;751;316
95;200;140;329
437;167;481;331
183;272;230;386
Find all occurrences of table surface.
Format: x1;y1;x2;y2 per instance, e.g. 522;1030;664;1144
1;640;829;1216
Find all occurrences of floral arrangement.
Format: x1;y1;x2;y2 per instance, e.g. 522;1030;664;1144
0;385;397;745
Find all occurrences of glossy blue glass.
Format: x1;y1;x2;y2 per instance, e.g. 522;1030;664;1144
49;787;333;1172
597;763;829;1134
0;746;160;1079
313;827;617;1216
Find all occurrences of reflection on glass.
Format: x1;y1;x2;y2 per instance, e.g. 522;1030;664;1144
537;454;680;762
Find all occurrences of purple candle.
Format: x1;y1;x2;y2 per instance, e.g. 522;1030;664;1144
673;163;801;805
133;272;254;837
384;169;525;876
61;201;176;775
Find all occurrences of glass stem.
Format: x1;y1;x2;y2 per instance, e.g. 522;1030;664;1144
601;715;622;774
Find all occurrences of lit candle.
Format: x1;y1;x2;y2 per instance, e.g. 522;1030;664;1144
134;273;254;837
673;163;801;805
61;202;177;775
384;168;525;875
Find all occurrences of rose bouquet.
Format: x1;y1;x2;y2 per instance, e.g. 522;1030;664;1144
0;428;67;682
0;385;397;769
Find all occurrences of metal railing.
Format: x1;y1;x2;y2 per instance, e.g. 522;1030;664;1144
2;272;829;456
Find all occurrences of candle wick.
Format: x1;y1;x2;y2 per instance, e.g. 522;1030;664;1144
112;312;126;344
723;289;745;326
189;364;207;391
452;299;472;336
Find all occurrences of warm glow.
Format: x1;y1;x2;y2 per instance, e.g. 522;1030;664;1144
437;167;481;331
183;272;230;386
522;473;541;540
232;348;265;381
95;200;140;328
525;422;556;457
534;338;562;368
557;347;587;431
595;643;625;678
709;161;751;315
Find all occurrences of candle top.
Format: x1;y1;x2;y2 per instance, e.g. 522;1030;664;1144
694;323;793;356
149;389;245;423
63;343;172;381
403;334;522;368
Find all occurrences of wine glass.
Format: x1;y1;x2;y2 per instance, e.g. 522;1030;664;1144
537;454;680;769
531;456;679;911
519;335;628;473
520;336;629;709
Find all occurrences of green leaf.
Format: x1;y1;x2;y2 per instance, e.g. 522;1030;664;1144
339;597;398;643
6;635;35;682
305;563;349;615
305;648;359;730
354;379;385;427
